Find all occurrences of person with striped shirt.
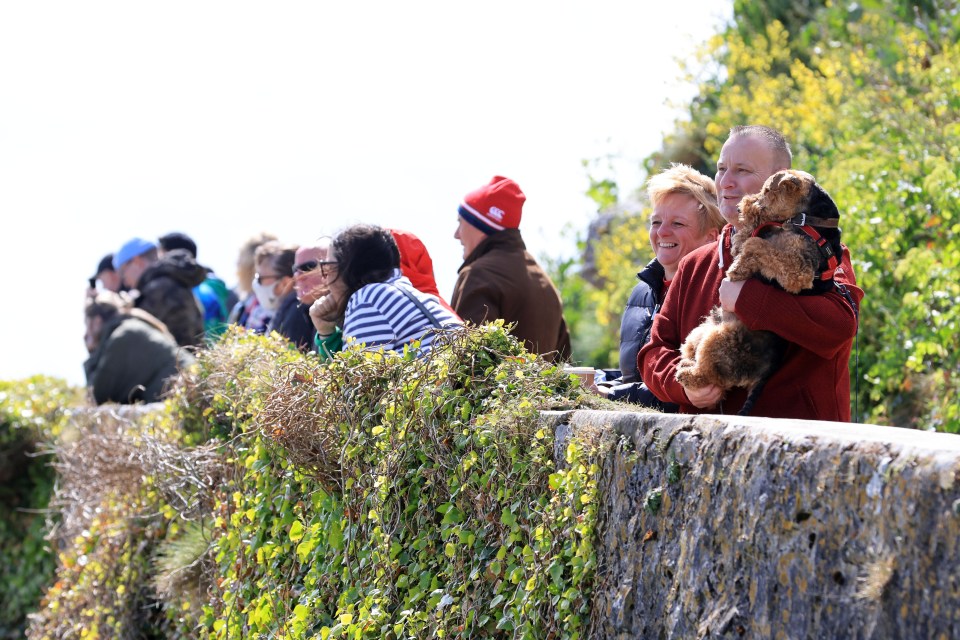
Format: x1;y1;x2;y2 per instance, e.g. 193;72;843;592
309;224;461;358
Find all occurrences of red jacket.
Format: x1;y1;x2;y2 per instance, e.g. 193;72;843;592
639;226;864;421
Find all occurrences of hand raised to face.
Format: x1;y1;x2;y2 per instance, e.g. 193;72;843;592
309;293;341;335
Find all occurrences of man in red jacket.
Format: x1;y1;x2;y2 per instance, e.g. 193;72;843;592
639;125;864;421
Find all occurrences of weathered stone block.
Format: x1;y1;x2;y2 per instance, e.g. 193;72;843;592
549;410;960;639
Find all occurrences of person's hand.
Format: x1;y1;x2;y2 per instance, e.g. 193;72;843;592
592;383;611;397
718;278;746;313
309;294;340;335
683;383;723;409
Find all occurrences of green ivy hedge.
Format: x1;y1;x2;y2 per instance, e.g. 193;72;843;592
27;325;609;639
0;377;83;639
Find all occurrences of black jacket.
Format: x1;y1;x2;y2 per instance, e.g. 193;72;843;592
135;249;207;347
609;259;677;411
268;293;316;353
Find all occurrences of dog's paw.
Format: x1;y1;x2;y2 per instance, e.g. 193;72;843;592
777;269;816;294
675;360;701;388
726;260;751;283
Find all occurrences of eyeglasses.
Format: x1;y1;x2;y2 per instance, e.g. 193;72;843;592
293;260;320;276
255;272;284;285
318;260;339;278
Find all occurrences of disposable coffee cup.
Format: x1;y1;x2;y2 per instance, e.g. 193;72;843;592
563;366;596;388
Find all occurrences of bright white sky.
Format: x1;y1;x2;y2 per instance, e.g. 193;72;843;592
0;1;730;386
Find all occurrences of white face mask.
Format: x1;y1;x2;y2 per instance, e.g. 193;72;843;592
251;279;281;312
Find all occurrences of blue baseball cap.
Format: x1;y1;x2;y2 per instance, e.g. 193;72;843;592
113;237;157;269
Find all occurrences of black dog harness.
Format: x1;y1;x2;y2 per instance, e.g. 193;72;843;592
751;212;840;281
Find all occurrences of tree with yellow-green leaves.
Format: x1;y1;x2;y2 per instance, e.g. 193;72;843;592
565;0;959;431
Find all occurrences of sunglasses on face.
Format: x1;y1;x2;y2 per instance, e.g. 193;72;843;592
293;260;320;276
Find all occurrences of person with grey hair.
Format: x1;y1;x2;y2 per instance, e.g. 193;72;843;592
640;125;864;421
599;163;726;406
83;292;194;404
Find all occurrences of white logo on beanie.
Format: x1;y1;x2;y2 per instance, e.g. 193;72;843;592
488;206;505;222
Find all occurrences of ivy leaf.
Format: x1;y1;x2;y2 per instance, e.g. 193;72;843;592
288;520;304;542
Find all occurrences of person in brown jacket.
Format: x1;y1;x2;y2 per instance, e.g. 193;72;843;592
451;176;571;361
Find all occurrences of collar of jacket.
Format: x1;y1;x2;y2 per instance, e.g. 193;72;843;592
637;258;665;290
458;228;526;271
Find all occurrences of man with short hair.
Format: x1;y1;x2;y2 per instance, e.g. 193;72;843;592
639;125;864;421
292;237;332;308
451;176;571;361
114;237;207;347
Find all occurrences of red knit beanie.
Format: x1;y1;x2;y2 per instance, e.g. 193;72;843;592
458;176;525;234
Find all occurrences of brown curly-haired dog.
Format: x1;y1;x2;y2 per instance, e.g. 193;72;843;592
675;169;842;414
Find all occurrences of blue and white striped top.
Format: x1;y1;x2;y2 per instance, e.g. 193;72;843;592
343;270;461;355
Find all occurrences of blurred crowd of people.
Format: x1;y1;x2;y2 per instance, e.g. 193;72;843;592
83;176;570;405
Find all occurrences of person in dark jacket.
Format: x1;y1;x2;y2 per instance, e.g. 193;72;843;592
600;164;726;408
158;231;237;341
256;241;315;352
450;176;570;362
115;237;207;348
83;292;194;404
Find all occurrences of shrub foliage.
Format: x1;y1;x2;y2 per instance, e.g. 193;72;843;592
0;377;82;639
27;325;603;638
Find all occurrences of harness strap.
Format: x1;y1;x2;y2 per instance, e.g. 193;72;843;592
787;212;839;228
751;220;840;281
797;225;840;281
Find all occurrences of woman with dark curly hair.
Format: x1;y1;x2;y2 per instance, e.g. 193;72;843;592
309;224;461;357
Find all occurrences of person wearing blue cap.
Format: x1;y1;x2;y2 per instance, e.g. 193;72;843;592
114;237;207;347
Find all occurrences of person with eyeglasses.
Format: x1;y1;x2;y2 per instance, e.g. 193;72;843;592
292;237;333;308
308;224;461;359
253;241;316;352
228;231;279;332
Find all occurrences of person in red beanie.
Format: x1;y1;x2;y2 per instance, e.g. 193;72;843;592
451;176;571;362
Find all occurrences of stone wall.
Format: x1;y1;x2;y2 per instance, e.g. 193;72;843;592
548;410;960;639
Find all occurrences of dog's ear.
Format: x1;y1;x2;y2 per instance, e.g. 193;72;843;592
765;170;804;195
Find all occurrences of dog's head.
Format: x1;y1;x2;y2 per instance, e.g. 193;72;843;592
737;170;828;230
737;169;844;281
